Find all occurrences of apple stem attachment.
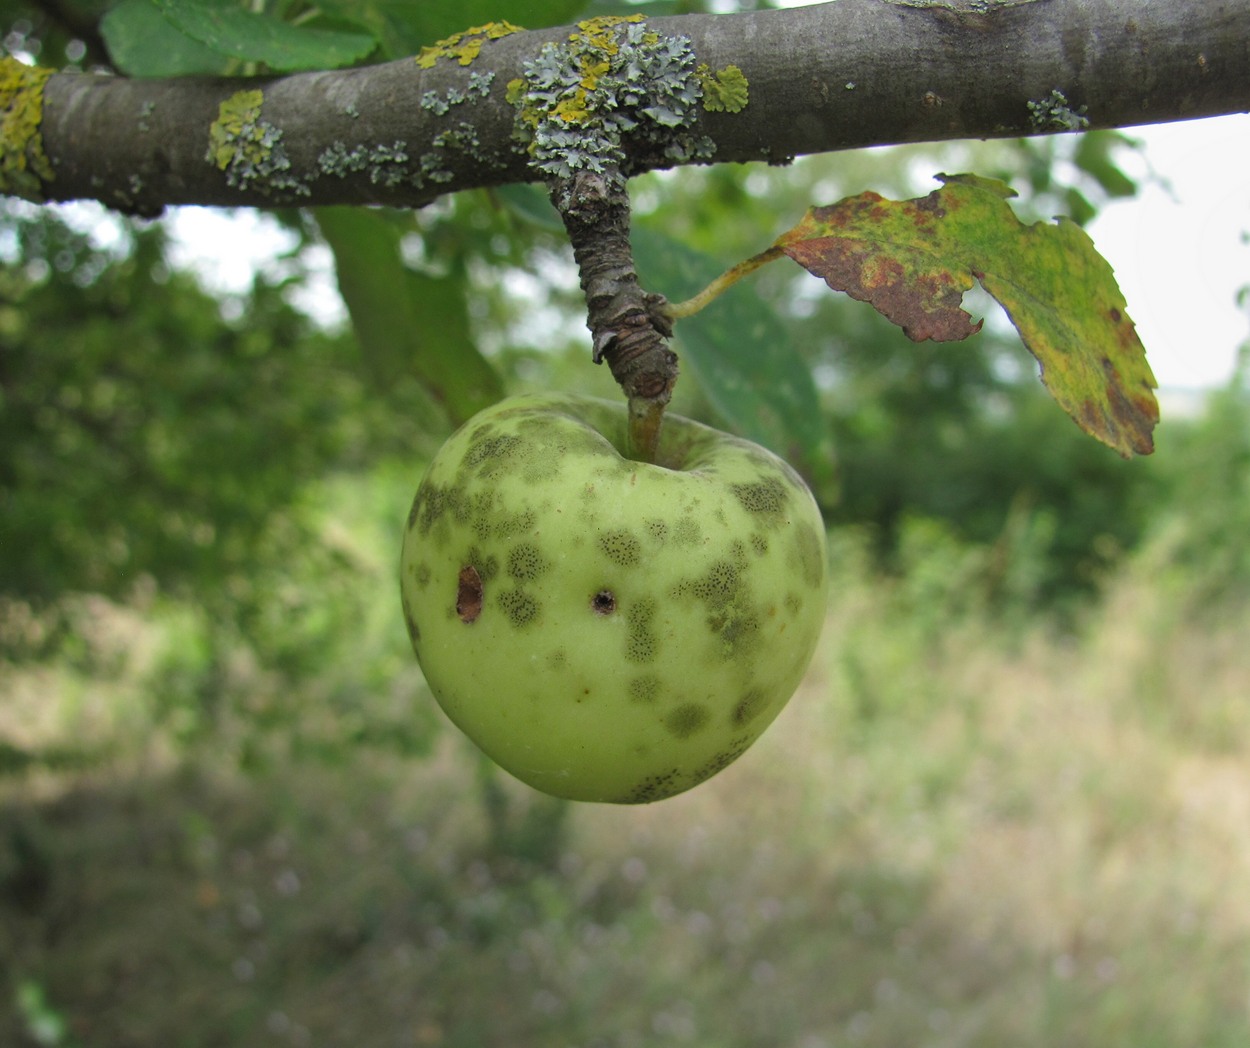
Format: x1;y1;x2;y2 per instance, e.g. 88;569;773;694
663;245;787;321
550;170;677;465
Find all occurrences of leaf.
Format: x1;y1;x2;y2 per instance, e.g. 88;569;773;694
153;0;378;72
101;0;232;76
633;228;833;494
314;207;503;426
775;173;1158;457
317;0;583;60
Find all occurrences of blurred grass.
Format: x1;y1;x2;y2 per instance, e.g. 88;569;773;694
2;472;1250;1048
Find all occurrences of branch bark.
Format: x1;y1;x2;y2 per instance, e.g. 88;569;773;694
13;0;1250;214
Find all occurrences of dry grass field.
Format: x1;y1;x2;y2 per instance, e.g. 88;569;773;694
2;518;1249;1048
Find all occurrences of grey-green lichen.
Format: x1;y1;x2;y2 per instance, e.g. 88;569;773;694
507;15;716;186
421;71;496;116
317;139;410;186
206;89;309;197
1028;88;1089;132
0;56;55;200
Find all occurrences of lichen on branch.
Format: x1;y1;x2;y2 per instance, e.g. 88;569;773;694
0;56;55;200
505;15;728;459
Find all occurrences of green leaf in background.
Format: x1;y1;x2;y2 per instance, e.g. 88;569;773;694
153;0;378;71
316;0;584;60
315;207;503;427
775;173;1159;457
493;183;565;233
633;227;833;494
101;0;232;76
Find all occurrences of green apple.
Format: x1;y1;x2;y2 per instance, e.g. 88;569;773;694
400;392;827;803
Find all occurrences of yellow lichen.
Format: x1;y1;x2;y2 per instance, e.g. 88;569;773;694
0;56;55;200
572;15;645;56
416;21;524;69
697;64;749;113
208;89;265;171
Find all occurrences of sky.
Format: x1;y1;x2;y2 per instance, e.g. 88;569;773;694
165;113;1250;393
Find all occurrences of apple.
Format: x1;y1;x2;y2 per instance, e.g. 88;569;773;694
400;392;827;803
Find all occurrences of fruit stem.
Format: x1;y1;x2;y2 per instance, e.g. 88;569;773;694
627;395;665;465
663;246;787;320
549;169;677;464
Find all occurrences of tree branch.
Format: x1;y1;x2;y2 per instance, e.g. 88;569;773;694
8;0;1248;214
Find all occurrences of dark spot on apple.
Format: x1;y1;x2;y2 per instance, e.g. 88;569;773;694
508;542;548;581
412;484;446;535
625;598;658;662
402;597;420;646
793;522;826;588
751;533;769;556
714;610;761;657
591;589;617;615
665;702;710;739
456;566;483;624
732;686;769;726
490;509;537;539
496;587;539;628
465;433;524;477
672;517;702;546
599;528;642;567
646;519;668;544
465;546;498;582
414;562;432;590
622;768;682;804
691;559;740;610
693;735;753;782
547;649;567;669
784;592;803;615
731;477;789;520
628;675;661;703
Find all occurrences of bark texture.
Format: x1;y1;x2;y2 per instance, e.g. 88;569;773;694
17;0;1250;213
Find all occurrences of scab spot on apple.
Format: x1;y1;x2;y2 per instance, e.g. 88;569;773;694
625;598;659;662
732;686;769;727
628;674;661;703
496;587;540;628
456;566;483;624
792;522;826;588
507;542;549;581
599;529;642;566
750;533;769;556
694;735;754;782
665;702;710;739
731;477;790;521
402;596;421;645
672;517;703;547
464;432;524;478
690;559;741;609
623;768;683;804
591;589;617;615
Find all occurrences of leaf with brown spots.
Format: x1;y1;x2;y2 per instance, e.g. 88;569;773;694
773;173;1158;457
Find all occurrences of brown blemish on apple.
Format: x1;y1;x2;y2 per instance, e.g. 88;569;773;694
591;589;617;615
456;565;483;623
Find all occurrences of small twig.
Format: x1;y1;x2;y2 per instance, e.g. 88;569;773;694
551;170;677;465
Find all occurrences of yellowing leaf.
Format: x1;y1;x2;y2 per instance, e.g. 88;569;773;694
774;174;1159;457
